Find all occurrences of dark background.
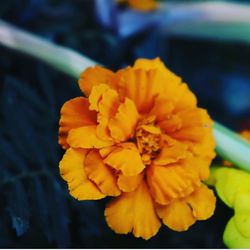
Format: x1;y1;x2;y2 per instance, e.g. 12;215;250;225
0;0;250;248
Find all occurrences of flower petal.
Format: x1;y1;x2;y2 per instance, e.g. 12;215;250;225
156;199;195;232
105;181;161;240
173;83;197;111
88;84;110;111
185;184;216;220
67;125;113;149
59;97;97;149
104;143;145;176
79;66;115;96
59;148;105;200
117;67;165;113
109;98;139;142
84;150;121;196
134;58;181;86
170;108;207;143
158;114;182;134
185;109;215;157
133;58;196;113
99;146;117;158
154;137;188;165
147;162;200;205
117;173;143;192
149;98;175;122
96;86;120;141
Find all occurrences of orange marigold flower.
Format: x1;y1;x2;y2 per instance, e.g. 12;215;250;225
117;0;157;12
58;58;216;239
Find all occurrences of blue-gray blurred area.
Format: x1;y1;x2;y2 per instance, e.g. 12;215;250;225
0;0;250;248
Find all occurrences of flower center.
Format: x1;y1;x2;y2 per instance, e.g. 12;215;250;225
136;116;161;165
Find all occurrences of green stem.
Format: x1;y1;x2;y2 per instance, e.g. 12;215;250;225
0;20;97;78
214;122;250;172
1;20;250;172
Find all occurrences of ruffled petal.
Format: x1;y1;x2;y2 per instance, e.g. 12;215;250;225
154;137;188;165
99;146;117;158
147;162;200;205
185;109;215;156
156;199;195;232
104;143;145;176
156;184;215;232
96;87;120;141
158;114;182;134
182;110;215;180
84;150;121;196
79;66;115;96
59;148;105;200
170;108;208;143
185;184;216;220
189;157;211;182
59;97;97;149
67;125;114;149
117;67;168;113
105;181;161;240
173;83;197;111
88;84;111;111
133;58;196;113
134;58;181;86
109;98;139;142
117;173;143;192
149;98;175;122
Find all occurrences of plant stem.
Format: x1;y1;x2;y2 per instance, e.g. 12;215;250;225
1;19;250;172
0;20;97;78
214;122;250;172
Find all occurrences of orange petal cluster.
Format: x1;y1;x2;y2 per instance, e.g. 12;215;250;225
58;58;216;239
117;0;157;12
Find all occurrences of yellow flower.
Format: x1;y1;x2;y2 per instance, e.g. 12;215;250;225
117;0;158;12
208;130;250;248
58;58;216;239
208;167;250;248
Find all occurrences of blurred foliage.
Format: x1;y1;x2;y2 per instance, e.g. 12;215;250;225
0;49;107;247
0;0;250;248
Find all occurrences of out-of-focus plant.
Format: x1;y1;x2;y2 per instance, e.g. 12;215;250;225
94;0;162;37
94;0;250;43
117;0;158;12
